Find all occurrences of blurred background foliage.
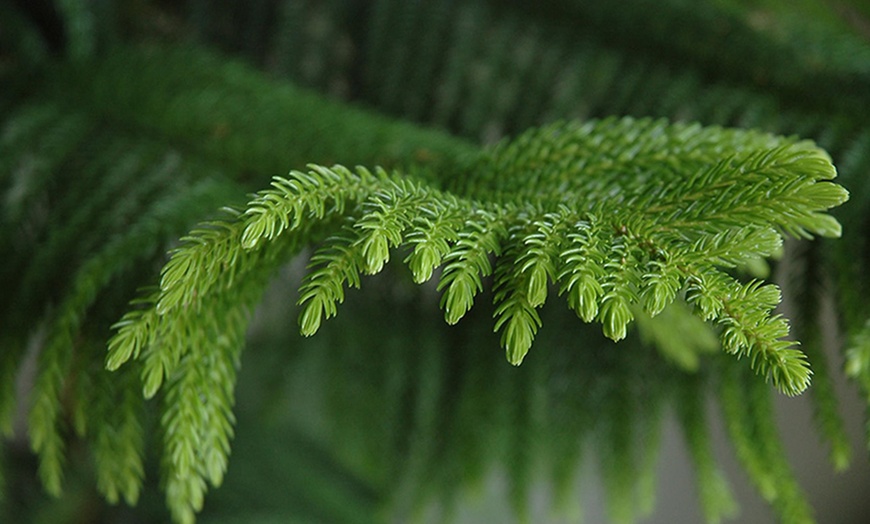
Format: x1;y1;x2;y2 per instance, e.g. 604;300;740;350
3;0;870;522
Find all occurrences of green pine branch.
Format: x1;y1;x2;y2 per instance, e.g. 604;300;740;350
98;111;847;522
109;119;849;386
3;3;865;519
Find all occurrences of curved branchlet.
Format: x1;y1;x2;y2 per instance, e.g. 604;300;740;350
297;225;368;337
105;117;847;522
403;194;466;284
452;118;846;394
436;210;506;325
109;118;848;386
108;215;297;522
26;177;236;497
492;208;567;364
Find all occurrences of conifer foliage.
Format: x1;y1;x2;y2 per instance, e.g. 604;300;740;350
2;1;870;523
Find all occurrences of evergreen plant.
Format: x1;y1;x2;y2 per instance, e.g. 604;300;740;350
2;1;870;523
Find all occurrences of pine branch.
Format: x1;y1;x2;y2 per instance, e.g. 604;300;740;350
297;226;368;337
96;109;846;522
436;211;505;325
0;43;475;520
558;214;609;324
454;118;846;394
2;9;861;519
111;218;287;522
403;195;466;284
111;117;848;393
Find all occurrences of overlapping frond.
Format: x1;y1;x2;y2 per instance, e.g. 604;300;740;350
108;211;293;523
113;117;848;388
450;118;845;394
98;113;848;521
